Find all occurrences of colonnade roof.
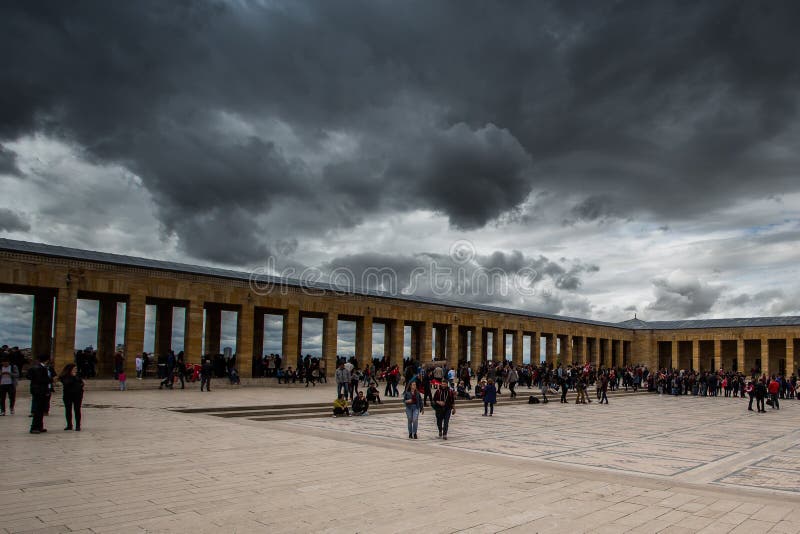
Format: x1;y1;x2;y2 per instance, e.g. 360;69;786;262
2;238;799;331
617;316;800;330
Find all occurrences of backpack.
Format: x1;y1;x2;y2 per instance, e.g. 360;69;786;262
528;396;540;404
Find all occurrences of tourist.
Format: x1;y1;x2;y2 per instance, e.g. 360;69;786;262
0;353;19;415
599;373;609;404
403;381;424;439
135;353;143;379
433;380;455;439
507;365;518;399
754;378;767;413
59;363;84;431
456;380;472;400
118;370;127;391
559;374;568;403
27;354;53;434
200;359;213;392
540;372;550;404
366;382;382;404
0;355;18;415
482;378;497;416
113;351;124;380
768;377;780;410
333;393;350;417
352;391;369;416
335;362;351;400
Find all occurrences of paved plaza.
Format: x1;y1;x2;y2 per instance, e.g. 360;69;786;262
2;385;800;533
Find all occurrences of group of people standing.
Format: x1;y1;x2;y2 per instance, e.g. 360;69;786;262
23;354;85;433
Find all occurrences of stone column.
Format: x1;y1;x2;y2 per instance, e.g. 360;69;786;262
493;328;504;363
410;326;419;360
761;337;769;376
691;339;700;372
531;332;540;364
184;299;204;364
322;312;338;374
388;319;404;369
355;314;373;366
282;306;300;369
545;335;556;366
53;286;78;373
123;292;146;377
31;292;55;361
589;337;598;367
434;325;446;361
736;338;745;374
204;305;222;356
671;340;679;370
446;324;459;368
420;321;432;361
236;304;254;378
787;337;795;378
713;338;722;371
512;330;523;366
96;298;118;376
564;335;573;365
470;326;483;374
154;302;173;358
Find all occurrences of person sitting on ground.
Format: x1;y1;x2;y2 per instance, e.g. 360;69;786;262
333;394;350;417
366;382;382;404
229;367;240;385
456;380;472;400
474;380;485;400
352;390;369;416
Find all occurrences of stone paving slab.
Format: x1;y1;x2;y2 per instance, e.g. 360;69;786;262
1;386;799;533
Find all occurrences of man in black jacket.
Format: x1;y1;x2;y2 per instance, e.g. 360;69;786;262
433;381;456;440
27;354;53;434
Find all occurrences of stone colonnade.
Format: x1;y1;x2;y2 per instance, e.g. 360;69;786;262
1;244;798;379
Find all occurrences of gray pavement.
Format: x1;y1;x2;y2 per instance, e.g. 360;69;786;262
1;383;799;533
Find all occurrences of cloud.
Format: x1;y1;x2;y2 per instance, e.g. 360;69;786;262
0;145;20;176
646;271;724;318
2;0;799;264
0;208;29;233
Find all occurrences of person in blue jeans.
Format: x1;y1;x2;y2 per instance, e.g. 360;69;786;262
483;378;497;416
403;381;424;439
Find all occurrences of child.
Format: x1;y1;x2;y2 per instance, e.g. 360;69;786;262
118;370;127;391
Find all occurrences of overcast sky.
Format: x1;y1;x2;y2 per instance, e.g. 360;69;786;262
1;1;799;351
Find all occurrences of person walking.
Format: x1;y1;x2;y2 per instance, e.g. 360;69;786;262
483;379;497;416
507;365;518;399
59;363;84;431
27;354;53;434
403;381;424;439
768;377;780;410
599;373;609;404
200;359;213;392
0;355;18;415
559;375;568;403
433;381;455;439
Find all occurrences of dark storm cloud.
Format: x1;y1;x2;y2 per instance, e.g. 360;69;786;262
0;208;30;233
2;1;800;262
0;146;20;176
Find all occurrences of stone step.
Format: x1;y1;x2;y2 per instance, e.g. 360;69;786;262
200;389;647;421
